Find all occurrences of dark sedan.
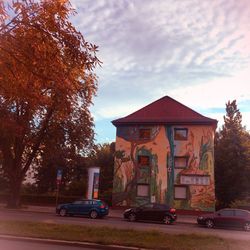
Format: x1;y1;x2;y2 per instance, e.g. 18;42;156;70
56;199;109;219
124;203;177;224
197;208;250;231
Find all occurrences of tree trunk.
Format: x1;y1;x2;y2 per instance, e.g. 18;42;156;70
7;179;22;208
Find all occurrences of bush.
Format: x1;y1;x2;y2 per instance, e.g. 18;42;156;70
0;193;82;206
230;199;250;211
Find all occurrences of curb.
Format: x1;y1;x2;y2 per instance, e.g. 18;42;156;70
0;234;147;250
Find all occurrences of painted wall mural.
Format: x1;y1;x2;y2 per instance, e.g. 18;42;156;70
112;125;215;211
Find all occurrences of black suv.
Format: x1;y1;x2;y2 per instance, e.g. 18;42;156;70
124;203;177;224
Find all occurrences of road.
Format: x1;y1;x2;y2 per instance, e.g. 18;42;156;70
0;209;250;241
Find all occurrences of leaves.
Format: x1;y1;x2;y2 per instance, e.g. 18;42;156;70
215;100;250;208
0;0;100;207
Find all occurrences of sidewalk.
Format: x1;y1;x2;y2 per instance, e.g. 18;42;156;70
0;203;197;224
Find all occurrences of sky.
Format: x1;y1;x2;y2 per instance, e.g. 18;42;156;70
70;0;250;144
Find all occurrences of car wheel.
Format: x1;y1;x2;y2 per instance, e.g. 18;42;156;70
243;222;250;231
163;215;172;225
59;208;67;217
89;210;98;219
128;213;136;222
206;219;214;229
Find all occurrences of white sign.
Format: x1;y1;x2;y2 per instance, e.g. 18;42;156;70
180;175;210;185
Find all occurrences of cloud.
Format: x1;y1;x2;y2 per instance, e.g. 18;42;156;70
70;0;250;140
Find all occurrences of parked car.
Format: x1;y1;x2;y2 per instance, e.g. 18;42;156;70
56;199;109;219
123;203;177;224
197;208;250;231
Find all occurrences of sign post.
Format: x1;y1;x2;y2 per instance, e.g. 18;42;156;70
56;169;62;207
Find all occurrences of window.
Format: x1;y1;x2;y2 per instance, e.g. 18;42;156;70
219;210;234;217
174;186;187;200
174;128;188;140
138;155;150;166
139;128;151;140
153;204;170;210
137;184;149;197
174;156;188;168
235;210;248;217
73;201;83;205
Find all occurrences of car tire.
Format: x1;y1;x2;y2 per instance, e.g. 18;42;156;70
206;219;214;229
243;222;250;231
128;213;136;222
163;215;172;225
89;210;98;219
59;208;67;217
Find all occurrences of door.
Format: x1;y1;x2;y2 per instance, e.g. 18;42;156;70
214;209;234;227
234;210;249;228
153;204;168;221
137;203;155;221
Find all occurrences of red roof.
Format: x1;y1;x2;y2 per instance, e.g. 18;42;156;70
112;96;217;126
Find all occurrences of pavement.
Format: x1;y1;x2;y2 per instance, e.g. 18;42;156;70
0;203;197;224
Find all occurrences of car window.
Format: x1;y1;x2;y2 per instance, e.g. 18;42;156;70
235;210;249;217
153;204;169;210
142;203;154;209
92;201;98;205
82;200;91;205
73;200;83;205
219;210;234;216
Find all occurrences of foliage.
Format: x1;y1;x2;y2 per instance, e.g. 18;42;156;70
230;199;250;208
0;0;99;207
215;100;250;208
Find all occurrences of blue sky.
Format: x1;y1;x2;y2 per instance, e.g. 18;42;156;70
70;0;250;143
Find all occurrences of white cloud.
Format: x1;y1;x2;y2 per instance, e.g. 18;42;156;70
70;0;250;140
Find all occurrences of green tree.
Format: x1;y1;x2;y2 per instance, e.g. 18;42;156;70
215;100;250;207
0;0;99;207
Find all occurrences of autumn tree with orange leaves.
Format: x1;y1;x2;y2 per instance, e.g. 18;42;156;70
0;0;100;207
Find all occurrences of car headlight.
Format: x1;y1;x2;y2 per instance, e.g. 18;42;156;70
198;216;204;220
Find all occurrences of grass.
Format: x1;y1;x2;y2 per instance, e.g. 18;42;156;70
0;220;249;250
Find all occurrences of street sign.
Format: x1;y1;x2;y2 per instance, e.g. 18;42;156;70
57;169;62;182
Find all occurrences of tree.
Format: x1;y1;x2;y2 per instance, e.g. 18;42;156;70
34;121;89;195
215;100;250;208
0;0;100;207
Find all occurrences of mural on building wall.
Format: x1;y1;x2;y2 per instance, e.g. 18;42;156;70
113;125;215;211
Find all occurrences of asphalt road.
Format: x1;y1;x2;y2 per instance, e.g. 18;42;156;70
0;209;250;241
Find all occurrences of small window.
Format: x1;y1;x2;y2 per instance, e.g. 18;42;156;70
174;128;188;140
174;186;187;200
138;155;150;166
174;156;188;168
139;128;151;140
137;184;149;197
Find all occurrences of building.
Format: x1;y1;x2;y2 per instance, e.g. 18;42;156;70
112;96;217;211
